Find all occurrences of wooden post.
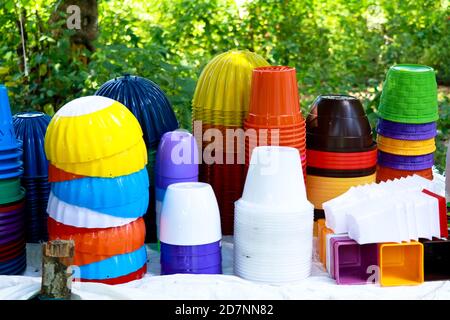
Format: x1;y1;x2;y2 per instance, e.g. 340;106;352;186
40;240;75;300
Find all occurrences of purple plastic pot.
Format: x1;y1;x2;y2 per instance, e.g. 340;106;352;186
332;237;378;285
377;119;437;141
0;212;24;226
378;151;434;171
154;131;199;179
161;252;222;269
155;175;198;190
160;241;221;256
161;264;222;275
0;207;24;219
0;219;24;232
0;230;24;245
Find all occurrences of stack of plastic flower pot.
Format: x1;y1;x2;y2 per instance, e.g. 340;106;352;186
322;175;448;286
13;112;51;243
376;64;438;183
192;50;269;235
95;75;179;243
244;66;307;181
305;95;377;223
154;130;199;247
45;96;148;284
234;146;314;283
0;85;26;275
159;182;222;275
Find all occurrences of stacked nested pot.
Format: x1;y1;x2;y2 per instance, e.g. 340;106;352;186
376;65;438;182
244;66;307;180
95;75;179;243
45;96;148;284
13;112;51;242
154;130;199;246
305;95;377;222
160;182;222;275
192;50;269;235
235;146;313;283
0;85;26;275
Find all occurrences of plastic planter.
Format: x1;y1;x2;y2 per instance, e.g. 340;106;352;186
421;238;450;281
378;242;424;286
332;238;378;285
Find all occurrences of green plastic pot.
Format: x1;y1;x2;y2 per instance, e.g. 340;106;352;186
378;64;438;124
0;178;25;205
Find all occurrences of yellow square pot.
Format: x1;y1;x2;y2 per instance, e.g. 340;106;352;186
379;241;424;286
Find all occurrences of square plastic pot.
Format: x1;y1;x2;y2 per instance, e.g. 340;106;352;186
318;221;333;266
378;242;424;287
332;238;378;285
422;189;448;238
420;238;450;281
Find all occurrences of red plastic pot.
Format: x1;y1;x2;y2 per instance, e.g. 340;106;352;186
306;148;377;170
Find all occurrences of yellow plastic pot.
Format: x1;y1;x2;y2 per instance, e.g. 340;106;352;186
379;241;424;287
45;96;143;164
53;139;147;178
192;50;269;126
306;174;376;209
376;135;436;156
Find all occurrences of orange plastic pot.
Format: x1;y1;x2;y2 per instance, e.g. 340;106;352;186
48;217;145;255
246;66;304;126
72;250;116;266
317;219;333;265
48;164;85;182
244;120;306;131
307;148;377;170
376;165;433;183
306;174;376;209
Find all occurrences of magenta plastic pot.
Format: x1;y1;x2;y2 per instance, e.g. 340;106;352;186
332;237;378;285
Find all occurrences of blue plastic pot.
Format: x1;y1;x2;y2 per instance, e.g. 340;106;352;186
95;75;179;148
77;246;147;280
51;169;149;218
13;112;51;178
0;86;21;152
51;169;149;209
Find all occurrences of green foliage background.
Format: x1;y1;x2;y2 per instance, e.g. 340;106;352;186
0;0;448;171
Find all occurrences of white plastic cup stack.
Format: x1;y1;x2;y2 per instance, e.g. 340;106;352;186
234;146;314;283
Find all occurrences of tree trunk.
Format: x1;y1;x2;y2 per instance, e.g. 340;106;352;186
40;240;75;300
51;0;98;52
